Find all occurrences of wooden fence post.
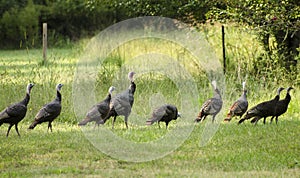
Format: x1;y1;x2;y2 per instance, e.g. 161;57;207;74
222;25;226;74
43;23;47;63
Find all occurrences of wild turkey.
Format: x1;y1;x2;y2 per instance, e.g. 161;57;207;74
249;87;286;125
195;80;223;123
28;84;63;132
269;87;294;124
78;86;115;126
0;83;34;137
238;87;285;125
146;104;181;129
224;81;248;122
99;71;136;129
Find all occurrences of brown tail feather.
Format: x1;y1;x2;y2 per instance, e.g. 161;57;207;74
197;112;202;118
224;112;232;121
195;111;204;122
78;118;90;126
194;117;202;123
146;120;154;126
28;121;38;129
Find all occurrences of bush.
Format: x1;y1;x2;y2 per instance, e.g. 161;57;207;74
0;0;40;49
0;0;120;49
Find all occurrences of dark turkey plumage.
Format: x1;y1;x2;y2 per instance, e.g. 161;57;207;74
0;83;34;137
99;72;136;129
146;104;181;129
78;86;115;126
238;87;285;125
28;84;63;132
269;87;294;124
224;81;248;122
195;80;223;123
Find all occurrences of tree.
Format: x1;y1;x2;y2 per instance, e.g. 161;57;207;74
210;0;299;70
0;0;119;48
111;0;219;25
0;0;39;48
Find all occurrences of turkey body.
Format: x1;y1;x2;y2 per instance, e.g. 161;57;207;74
195;81;223;123
269;87;294;124
78;86;115;126
224;82;248;122
28;84;63;132
146;104;181;129
238;87;285;125
0;83;34;137
99;72;136;129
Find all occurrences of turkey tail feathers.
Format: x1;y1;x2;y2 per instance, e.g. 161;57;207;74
28;121;38;129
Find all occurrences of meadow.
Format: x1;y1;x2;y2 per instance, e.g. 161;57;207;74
0;25;299;177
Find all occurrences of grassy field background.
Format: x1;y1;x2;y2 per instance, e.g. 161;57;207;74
0;25;299;177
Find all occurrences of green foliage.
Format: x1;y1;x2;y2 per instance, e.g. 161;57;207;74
201;24;300;86
208;0;300;69
0;0;27;16
0;8;19;44
0;0;226;49
112;0;220;25
0;0;40;48
42;0;115;38
0;0;119;48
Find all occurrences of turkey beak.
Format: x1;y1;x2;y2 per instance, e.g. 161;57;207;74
178;112;182;118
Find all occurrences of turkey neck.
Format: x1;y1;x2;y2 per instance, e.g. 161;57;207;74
56;90;62;102
21;92;31;106
284;91;291;102
273;90;282;102
241;90;247;100
129;81;136;94
214;88;222;100
274;95;280;102
104;93;111;102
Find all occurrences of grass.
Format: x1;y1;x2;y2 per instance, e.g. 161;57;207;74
0;121;299;177
0;24;299;177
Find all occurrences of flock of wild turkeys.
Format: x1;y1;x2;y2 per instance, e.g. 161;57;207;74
0;83;63;137
0;71;294;137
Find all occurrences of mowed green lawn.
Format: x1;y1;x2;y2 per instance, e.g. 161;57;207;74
0;47;299;177
0;121;299;177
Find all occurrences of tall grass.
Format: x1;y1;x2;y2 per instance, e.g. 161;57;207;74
0;24;298;124
0;25;299;125
0;48;78;124
200;24;299;85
